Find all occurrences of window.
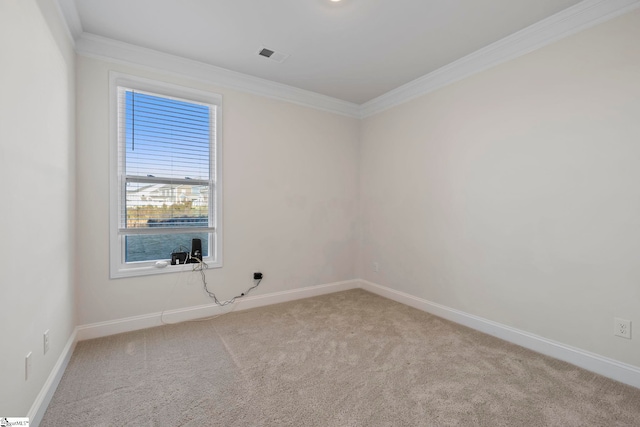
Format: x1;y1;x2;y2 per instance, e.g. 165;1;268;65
110;73;222;278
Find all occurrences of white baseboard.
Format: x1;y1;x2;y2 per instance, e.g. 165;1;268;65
359;279;640;390
27;328;78;427
32;278;640;424
76;279;360;341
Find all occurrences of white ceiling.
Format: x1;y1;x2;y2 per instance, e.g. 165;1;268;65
61;0;587;105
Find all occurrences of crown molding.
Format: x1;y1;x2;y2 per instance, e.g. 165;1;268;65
56;0;639;119
54;0;83;42
360;0;640;118
75;33;361;118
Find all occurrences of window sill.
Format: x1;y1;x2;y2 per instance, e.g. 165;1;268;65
110;258;221;279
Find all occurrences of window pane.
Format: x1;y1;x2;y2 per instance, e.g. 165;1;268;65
125;232;209;263
125;181;209;228
112;78;222;277
125;91;211;180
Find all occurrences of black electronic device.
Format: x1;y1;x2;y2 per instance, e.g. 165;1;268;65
171;252;188;265
188;238;202;263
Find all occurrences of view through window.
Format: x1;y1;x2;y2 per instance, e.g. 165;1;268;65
120;89;213;262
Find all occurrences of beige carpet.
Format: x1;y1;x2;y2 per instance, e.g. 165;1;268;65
42;289;640;426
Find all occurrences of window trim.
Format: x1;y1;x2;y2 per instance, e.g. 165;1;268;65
109;72;223;278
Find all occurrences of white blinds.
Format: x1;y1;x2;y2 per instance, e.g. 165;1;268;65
117;87;216;233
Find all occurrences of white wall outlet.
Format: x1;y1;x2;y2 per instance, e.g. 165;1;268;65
614;318;631;339
44;329;50;355
372;262;379;273
25;352;32;381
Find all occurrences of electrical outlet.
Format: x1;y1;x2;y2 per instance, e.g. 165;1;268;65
44;330;50;355
373;262;379;273
25;352;32;381
614;318;631;339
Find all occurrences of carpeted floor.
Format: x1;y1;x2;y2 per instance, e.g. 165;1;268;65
41;289;640;426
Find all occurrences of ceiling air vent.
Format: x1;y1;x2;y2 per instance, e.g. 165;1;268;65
257;46;290;63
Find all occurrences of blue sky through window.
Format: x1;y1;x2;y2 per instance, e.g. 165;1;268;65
125;90;211;180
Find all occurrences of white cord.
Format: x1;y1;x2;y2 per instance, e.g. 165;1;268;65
160;257;262;325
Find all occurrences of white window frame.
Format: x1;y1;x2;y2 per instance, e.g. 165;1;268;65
109;72;223;278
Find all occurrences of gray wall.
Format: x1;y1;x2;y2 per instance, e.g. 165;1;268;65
75;56;360;325
0;0;76;416
360;10;640;367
